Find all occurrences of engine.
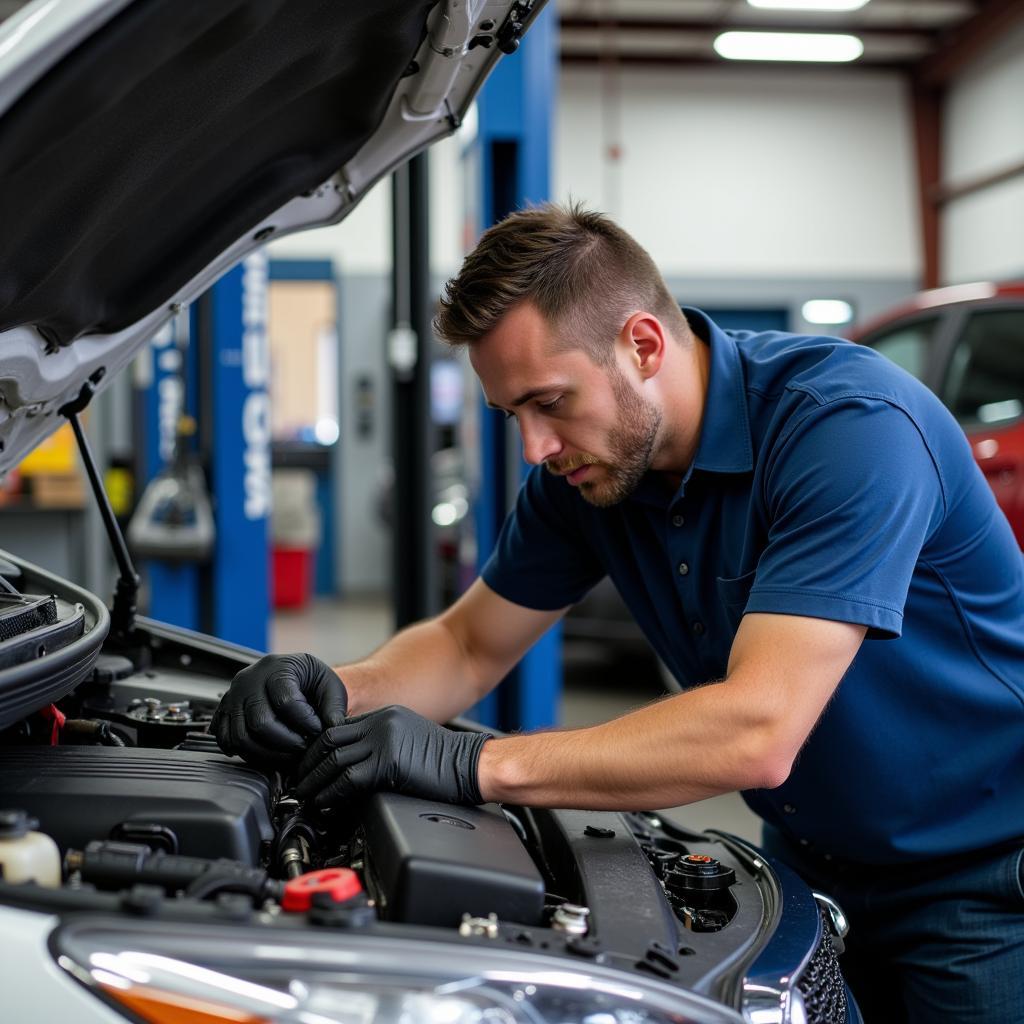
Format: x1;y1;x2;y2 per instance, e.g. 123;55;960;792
0;745;275;863
0;653;850;1024
0;676;550;931
0;629;754;952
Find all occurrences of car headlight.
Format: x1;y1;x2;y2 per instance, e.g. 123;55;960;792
54;920;744;1024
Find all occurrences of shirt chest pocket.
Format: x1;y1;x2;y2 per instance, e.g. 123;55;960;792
715;569;757;632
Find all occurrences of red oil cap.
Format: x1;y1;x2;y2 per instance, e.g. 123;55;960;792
281;868;363;912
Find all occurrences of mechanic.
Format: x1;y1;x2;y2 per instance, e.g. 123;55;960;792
214;203;1024;1021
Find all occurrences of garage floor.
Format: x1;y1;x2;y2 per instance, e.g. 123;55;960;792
273;596;762;845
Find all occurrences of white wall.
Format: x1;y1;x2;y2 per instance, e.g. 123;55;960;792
271;65;927;287
941;17;1024;284
555;66;920;280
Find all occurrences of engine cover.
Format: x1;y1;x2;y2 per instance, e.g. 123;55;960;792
361;792;545;927
0;746;274;863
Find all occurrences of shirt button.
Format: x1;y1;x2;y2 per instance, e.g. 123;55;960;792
672;514;685;527
677;562;689;576
783;803;797;814
692;621;705;636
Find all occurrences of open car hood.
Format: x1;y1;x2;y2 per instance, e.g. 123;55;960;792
0;0;537;475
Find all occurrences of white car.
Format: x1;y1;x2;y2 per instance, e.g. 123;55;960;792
0;3;855;1022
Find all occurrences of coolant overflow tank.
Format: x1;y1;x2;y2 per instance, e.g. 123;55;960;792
0;808;61;887
665;854;736;908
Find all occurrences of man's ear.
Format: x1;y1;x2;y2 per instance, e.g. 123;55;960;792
620;312;666;378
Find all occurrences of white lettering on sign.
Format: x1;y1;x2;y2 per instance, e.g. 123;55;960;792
241;253;271;520
243;392;272;520
151;323;174;349
151;322;181;465
242;252;269;388
157;348;182;373
157;376;183;464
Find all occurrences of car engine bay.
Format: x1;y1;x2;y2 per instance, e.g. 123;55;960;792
0;551;848;1023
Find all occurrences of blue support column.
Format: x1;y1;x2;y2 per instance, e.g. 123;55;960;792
207;254;271;652
471;5;560;732
140;313;201;629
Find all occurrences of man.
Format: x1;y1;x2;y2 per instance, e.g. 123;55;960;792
214;204;1024;1020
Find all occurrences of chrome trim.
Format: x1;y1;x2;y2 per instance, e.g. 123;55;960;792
812;891;850;941
738;858;823;1024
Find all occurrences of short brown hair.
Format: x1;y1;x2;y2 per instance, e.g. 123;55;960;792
434;202;689;365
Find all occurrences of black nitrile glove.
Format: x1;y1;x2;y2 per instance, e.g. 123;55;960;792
211;653;348;764
294;705;491;807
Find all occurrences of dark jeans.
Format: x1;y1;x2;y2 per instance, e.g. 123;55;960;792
761;826;1024;1023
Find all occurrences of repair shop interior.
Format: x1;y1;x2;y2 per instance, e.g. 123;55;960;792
0;2;1021;1023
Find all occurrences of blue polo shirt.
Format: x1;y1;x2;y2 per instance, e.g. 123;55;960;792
482;308;1024;864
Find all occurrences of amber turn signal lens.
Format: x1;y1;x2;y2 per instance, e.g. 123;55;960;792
100;982;271;1024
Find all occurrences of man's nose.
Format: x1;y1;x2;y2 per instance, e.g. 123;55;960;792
519;418;562;466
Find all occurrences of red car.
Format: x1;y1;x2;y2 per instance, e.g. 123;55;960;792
851;282;1024;546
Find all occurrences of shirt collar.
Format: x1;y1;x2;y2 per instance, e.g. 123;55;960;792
623;308;754;508
685;307;753;475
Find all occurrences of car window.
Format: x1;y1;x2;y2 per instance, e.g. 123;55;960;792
942;309;1024;427
866;317;940;381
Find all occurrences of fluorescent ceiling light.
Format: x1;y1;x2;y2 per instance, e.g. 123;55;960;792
978;399;1023;424
802;299;854;324
747;0;870;10
715;31;864;62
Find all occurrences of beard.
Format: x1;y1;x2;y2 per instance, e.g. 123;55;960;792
546;366;661;508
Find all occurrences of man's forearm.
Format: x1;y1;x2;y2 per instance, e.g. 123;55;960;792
477;678;789;810
476;612;864;810
336;617;492;722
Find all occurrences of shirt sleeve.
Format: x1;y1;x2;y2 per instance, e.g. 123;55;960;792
481;465;606;611
745;395;947;638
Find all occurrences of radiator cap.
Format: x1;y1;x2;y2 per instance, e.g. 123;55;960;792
282;868;363;912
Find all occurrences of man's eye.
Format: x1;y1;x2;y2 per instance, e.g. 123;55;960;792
502;410;515;421
538;396;563;413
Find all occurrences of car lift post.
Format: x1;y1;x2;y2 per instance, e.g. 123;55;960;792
390;154;438;629
139;258;271;653
139;310;202;631
198;255;272;652
471;3;559;731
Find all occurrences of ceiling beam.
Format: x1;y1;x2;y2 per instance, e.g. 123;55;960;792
911;86;943;289
932;157;1024;205
560;15;939;41
560;52;906;73
915;0;1024;85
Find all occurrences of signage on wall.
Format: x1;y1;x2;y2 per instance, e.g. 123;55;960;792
150;319;184;468
209;253;271;651
241;252;271;522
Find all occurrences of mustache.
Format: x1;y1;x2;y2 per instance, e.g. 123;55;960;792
545;453;600;476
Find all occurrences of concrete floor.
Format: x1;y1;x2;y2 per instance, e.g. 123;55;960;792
272;595;762;845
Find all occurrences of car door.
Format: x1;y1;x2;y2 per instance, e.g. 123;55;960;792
861;312;951;393
937;305;1024;545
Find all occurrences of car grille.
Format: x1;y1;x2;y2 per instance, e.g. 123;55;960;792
796;909;848;1024
0;594;57;641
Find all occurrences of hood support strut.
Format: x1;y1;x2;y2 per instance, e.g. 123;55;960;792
60;378;140;647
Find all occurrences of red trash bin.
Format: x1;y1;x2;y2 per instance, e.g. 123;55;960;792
271;469;321;609
272;546;313;608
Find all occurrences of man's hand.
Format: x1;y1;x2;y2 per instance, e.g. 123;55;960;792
212;653;348;764
294;705;491;807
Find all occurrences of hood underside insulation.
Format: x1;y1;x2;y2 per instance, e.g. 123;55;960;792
0;0;434;347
